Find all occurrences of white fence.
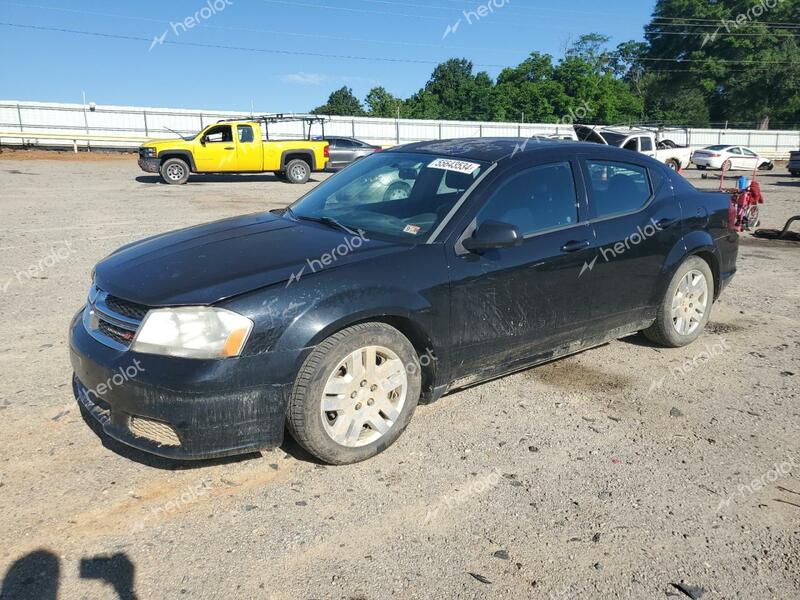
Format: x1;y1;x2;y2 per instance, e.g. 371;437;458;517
2;100;798;159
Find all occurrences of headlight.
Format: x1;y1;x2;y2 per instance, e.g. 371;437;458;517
131;307;253;359
141;147;156;157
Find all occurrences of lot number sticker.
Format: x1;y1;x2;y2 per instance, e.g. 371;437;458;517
427;158;481;175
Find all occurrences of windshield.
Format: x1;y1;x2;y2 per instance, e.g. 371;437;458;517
289;152;486;241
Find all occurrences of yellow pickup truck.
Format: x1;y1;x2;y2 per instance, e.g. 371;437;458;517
138;115;329;184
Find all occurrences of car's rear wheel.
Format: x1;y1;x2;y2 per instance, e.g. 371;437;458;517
283;159;311;184
286;323;421;464
160;158;190;184
643;256;713;348
721;159;732;172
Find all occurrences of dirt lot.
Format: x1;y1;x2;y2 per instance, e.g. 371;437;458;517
0;155;798;600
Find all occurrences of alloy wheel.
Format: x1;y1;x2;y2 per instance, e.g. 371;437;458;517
670;269;709;336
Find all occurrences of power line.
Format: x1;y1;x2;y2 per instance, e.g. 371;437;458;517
0;1;519;54
0;21;506;67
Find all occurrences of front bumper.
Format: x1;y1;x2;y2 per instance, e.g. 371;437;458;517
69;310;300;460
138;156;160;173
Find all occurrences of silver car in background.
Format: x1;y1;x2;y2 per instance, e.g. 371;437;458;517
320;136;382;170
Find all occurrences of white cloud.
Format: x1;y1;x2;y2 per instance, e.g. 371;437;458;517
283;72;325;85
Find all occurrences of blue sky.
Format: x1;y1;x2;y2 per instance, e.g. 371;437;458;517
0;0;655;112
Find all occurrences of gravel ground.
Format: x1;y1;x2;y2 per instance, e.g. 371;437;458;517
0;153;798;600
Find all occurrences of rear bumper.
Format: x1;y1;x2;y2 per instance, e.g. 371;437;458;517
69;309;297;460
691;156;720;168
138;157;160;173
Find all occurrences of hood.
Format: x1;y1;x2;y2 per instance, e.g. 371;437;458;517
94;212;403;306
573;125;608;144
142;138;194;152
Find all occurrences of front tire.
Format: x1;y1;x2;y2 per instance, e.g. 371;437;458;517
286;323;421;465
643;256;713;348
666;159;681;172
160;158;190;185
283;159;311;184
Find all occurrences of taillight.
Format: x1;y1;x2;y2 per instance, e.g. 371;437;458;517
323;144;329;158
709;153;720;157
374;146;383;152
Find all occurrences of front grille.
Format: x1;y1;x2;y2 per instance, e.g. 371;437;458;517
98;319;136;346
105;295;150;321
129;416;181;447
85;285;150;350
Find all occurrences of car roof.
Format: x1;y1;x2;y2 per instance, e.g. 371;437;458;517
387;137;652;164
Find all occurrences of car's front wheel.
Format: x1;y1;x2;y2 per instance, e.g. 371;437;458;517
643;256;713;348
160;158;190;184
286;323;421;464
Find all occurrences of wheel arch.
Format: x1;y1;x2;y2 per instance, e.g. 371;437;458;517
660;232;721;301
309;310;439;398
159;150;196;171
281;150;316;171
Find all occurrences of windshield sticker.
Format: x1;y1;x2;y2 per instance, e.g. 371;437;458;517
403;224;421;235
427;158;481;175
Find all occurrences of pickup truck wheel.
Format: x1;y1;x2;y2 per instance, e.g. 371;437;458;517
666;159;680;171
286;323;421;465
643;256;713;348
284;159;310;184
160;158;190;185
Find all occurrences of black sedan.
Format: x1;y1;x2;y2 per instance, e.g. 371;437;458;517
70;138;738;464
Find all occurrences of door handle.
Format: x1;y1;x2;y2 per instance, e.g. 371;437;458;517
224;146;235;150
656;217;677;228
561;239;590;253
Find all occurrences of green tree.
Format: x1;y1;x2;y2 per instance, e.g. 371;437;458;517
644;0;800;127
312;86;366;116
365;87;402;118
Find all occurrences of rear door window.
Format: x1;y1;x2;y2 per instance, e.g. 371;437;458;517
585;160;652;219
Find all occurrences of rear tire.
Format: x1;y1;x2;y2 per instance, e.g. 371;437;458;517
159;158;190;185
721;160;732;172
283;159;311;184
286;323;421;465
643;256;713;348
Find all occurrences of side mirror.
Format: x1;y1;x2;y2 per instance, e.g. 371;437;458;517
200;137;207;146
462;220;521;253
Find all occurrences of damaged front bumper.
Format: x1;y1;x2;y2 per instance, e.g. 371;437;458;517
69;310;299;460
137;157;161;173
